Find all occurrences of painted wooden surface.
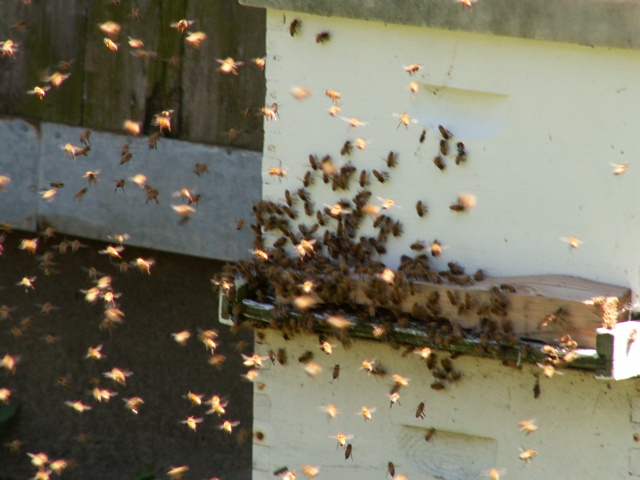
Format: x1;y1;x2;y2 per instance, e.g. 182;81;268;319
0;0;265;150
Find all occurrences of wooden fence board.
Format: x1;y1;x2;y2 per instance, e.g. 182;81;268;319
0;0;265;149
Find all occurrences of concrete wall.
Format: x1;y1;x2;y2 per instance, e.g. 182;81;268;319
0;116;261;261
252;329;640;480
258;8;640;301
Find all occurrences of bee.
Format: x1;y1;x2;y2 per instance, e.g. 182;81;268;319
395;112;417;130
518;448;537;465
439;139;449;156
27;85;51;100
103;38;119;51
65;400;92;413
424;427;437;442
416;401;426;419
167;466;189;480
354;138;367;150
438;125;453;140
389;392;401;408
131;8;142;21
387;462;395;478
341;141;353;156
260;103;279;121
431;381;446;391
301;171;314;187
455;142;467;164
329;105;341;117
416;200;427;218
83;170;100;185
123;119;141;136
194;163;209;176
290;86;312;99
17;276;37;291
103;367;133;386
450;193;476;212
170;19;196;35
40;188;57;201
518;419;538;435
301;465;319;479
320;403;339;419
216;57;244;75
419;129;427;143
99;22;121;38
325;89;341;103
316;31;331;43
123;396;144;414
372;170;388;183
298;351;314;364
148;131;162;149
1;354;18;375
359;170;370;187
610;162;628;175
386;151;398;168
533;377;541;399
403;64;422;74
185;31;207;49
332;364;340;381
560;236;582;249
433;155;446;171
277;348;287;366
181;416;203;431
289;18;301;36
1;39;18;59
345;444;353;460
252;57;266;70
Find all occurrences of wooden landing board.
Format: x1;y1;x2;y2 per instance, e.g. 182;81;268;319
278;275;631;349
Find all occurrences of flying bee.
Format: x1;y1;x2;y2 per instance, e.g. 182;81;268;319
65;400;92;413
298;351;314;364
341;141;353;156
345;444;353;460
252;56;266;70
103;38;119;51
216;57;243;75
325;89;341;103
389;392;401;408
320;403;339;419
394;112;417;129
403;64;422;75
387;462;395;478
455;142;467;164
416;401;426;419
372;170;388;183
289;18;301;36
438;125;453;140
433;155;446;171
419;129;427;143
170;19;195;34
332;364;340;381
439;139;449;156
560;236;583;249
518;448;537;465
425;427;437;441
260;103;279;121
316;31;331;43
610;162;628;175
359;170;370;187
329;105;341;117
518;419;538;435
185;31;207;49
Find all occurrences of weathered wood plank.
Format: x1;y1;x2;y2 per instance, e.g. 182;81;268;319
0;1;87;125
277;275;630;349
82;0;184;134
181;0;266;149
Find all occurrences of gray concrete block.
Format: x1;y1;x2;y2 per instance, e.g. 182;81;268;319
0;116;40;231
36;121;261;261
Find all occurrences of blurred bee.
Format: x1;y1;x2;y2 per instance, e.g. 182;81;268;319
328;105;341;117
389;392;400;408
484;468;506;480
83;170;100;185
610;162;628;175
394;112;417;129
123;120;141;136
385;151;399;168
332;364;340;381
433;155;446;171
172;330;191;346
1;39;18;59
194;163;209;176
103;38;119;51
298;351;314;364
181;416;203;431
416;401;426;419
289;18;301;36
403;64;421;74
518;448;537;465
85;345;105;360
301;465;319;479
455;142;467;164
372;170;388;183
419;129;427;143
65;400;92;413
185;32;207;49
518;419;537;435
170;19;195;34
341;141;352;156
320;403;339;419
148;132;162;149
260;103;279;121
450;193;476;212
438;125;453;140
277;348;287;366
252;57;266;70
167;466;189;480
26;85;51;100
560;236;582;249
291;86;312;100
216;57;243;75
325;89;341;103
345;444;353;460
425;427;436;442
219;420;240;433
123;397;144;414
131;8;142;21
416;200;427;218
439;139;449;156
316;31;331;43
